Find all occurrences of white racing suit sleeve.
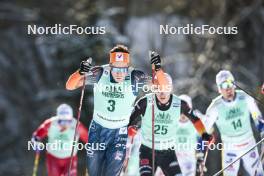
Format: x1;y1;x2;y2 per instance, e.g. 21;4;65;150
246;95;263;121
197;104;218;133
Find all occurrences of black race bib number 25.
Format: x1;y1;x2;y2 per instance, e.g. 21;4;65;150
154;125;168;135
107;100;115;112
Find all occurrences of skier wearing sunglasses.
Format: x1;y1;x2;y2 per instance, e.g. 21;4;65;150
201;70;264;176
66;44;167;176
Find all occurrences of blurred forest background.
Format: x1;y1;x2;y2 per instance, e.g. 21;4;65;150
1;0;264;175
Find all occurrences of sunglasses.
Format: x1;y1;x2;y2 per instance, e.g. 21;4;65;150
58;119;72;126
58;111;71;116
219;81;235;89
111;67;128;73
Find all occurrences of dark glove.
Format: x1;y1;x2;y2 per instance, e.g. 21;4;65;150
31;136;43;152
202;133;215;145
128;125;139;138
150;51;161;71
79;58;92;75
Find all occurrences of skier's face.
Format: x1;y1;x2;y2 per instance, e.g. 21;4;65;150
218;81;235;100
111;62;129;83
156;92;171;104
155;74;172;104
58;119;72;130
220;87;235;101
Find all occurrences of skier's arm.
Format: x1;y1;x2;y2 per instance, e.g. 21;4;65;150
150;51;169;89
246;95;263;120
66;66;103;90
246;95;264;132
181;101;210;138
128;97;147;126
66;70;85;90
78;122;88;143
32;118;52;140
201;104;218;133
131;70;148;96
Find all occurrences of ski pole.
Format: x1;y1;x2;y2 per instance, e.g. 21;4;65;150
67;58;92;176
233;83;264;175
199;136;215;176
234;82;264;109
199;147;209;176
32;151;40;176
152;65;156;176
213;136;264;176
149;51;156;176
262;150;264;164
254;149;264;175
254;117;264;175
123;135;135;175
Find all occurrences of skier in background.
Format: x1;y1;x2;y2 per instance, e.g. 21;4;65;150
31;103;88;176
201;70;264;176
65;44;168;176
122;128;141;176
128;73;213;176
175;94;203;176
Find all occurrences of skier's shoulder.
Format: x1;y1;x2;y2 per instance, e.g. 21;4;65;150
87;65;104;83
43;116;57;125
235;90;248;100
49;116;57;121
92;64;111;82
99;64;110;74
87;64;103;75
171;94;182;102
136;94;149;103
143;93;154;99
128;67;145;82
131;68;145;78
208;95;222;110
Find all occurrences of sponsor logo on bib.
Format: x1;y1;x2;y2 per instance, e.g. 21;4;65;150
116;52;124;61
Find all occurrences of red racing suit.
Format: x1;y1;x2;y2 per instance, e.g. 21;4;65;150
32;116;88;176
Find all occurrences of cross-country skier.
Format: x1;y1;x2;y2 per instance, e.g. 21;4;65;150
175;94;203;176
128;73;213;176
31;103;88;176
201;70;264;176
65;44;168;176
121;128;141;176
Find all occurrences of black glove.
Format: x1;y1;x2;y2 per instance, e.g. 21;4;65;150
79;58;92;75
202;133;214;144
150;51;161;71
31;136;43;152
